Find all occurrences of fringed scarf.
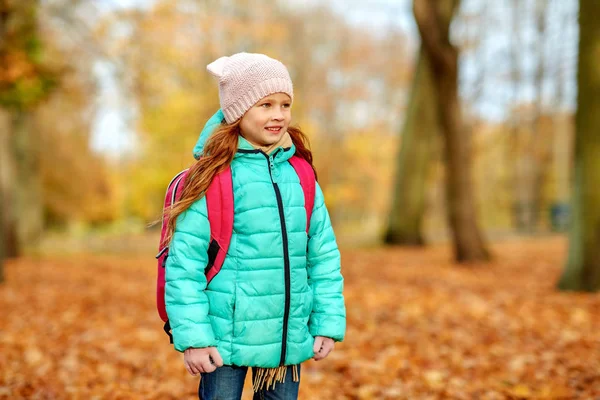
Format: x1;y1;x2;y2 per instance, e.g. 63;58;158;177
252;365;299;392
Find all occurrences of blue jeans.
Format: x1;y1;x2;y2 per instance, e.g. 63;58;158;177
198;364;301;400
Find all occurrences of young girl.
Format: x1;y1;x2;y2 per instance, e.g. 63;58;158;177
164;52;346;400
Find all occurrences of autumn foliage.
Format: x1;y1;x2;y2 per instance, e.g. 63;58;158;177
1;237;599;399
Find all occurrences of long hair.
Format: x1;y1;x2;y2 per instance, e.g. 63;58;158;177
164;122;316;245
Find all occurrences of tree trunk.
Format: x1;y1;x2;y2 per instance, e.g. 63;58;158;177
550;0;572;232
0;111;19;258
509;0;523;231
385;48;438;245
557;0;600;291
11;110;44;247
0;0;50;256
0;115;4;283
414;0;491;262
0;109;43;258
530;0;549;231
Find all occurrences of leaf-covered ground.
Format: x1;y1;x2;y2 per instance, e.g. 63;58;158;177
1;237;600;399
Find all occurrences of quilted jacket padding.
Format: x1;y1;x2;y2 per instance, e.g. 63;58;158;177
165;110;346;367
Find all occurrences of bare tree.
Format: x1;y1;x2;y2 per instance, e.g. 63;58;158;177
385;48;438;245
510;0;554;232
0;0;58;257
530;0;551;231
509;0;523;230
413;0;491;262
549;0;573;232
557;0;600;291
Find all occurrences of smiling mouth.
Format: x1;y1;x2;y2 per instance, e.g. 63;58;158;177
265;127;283;133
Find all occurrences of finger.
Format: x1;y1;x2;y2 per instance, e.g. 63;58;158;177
209;349;224;367
187;360;201;376
315;341;334;361
313;337;324;354
321;345;333;359
194;361;205;375
185;362;196;376
202;360;217;374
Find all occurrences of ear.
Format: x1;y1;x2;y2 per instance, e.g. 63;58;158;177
207;56;229;78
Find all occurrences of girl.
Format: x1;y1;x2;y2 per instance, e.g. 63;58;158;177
164;52;346;400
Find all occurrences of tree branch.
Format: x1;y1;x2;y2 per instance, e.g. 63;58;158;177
413;0;458;73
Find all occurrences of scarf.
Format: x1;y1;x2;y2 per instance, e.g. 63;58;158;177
244;130;293;155
252;364;300;392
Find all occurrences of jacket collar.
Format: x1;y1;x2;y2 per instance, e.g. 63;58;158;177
193;110;295;164
235;135;295;164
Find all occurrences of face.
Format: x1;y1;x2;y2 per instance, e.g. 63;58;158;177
239;92;292;147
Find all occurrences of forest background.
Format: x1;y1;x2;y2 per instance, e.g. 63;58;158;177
2;0;600;398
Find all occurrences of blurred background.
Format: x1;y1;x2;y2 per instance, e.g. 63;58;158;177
0;0;580;255
3;1;600;399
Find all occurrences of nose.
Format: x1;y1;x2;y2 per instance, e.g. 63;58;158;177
271;108;284;121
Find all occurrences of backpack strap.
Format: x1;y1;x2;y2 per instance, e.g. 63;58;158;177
163;320;173;344
156;169;189;324
158;167;234;342
289;156;316;233
158;169;189;250
204;167;234;284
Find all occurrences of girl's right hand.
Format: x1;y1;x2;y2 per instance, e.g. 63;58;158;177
184;347;224;375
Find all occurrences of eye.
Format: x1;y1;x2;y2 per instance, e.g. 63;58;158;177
282;103;291;109
261;103;271;108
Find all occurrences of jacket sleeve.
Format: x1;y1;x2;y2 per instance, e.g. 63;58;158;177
307;182;346;342
165;196;217;352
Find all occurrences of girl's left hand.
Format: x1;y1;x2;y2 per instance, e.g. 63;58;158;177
313;336;335;361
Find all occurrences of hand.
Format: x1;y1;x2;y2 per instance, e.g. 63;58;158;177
184;347;224;375
313;336;335;361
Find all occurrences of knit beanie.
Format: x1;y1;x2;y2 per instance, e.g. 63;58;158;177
207;52;294;123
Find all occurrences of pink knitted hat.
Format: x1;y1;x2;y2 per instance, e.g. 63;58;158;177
207;52;294;123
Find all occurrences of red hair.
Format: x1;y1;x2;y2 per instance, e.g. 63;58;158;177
164;123;316;244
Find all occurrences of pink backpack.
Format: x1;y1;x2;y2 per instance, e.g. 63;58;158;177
156;156;316;342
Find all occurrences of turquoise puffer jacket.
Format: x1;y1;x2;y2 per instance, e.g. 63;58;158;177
165;110;346;368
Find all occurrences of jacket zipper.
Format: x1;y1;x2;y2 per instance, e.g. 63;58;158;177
263;150;291;366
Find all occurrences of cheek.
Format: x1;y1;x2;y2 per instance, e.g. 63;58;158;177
253;115;268;128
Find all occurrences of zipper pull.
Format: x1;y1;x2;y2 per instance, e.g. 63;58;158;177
268;156;279;183
268;155;275;170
